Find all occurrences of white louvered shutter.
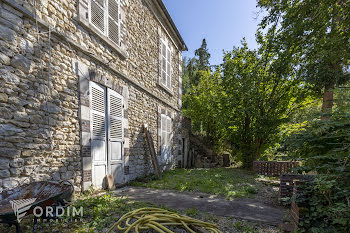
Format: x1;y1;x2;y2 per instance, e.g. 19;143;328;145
161;41;167;86
90;82;107;188
161;114;167;161
108;0;120;45
166;117;172;161
91;84;106;141
166;45;172;89
119;0;127;50
90;0;105;33
107;88;124;184
107;89;123;151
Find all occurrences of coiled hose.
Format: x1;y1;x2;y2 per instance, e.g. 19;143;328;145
106;207;222;233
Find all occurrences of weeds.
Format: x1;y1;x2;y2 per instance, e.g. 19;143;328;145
131;168;261;199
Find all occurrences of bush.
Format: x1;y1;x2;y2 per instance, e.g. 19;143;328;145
282;109;350;232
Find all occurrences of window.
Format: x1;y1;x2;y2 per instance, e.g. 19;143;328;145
161;114;172;161
90;0;121;46
160;39;172;90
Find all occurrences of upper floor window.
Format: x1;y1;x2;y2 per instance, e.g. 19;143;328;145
160;38;172;90
90;0;121;47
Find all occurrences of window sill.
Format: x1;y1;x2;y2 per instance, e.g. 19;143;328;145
77;16;128;60
157;82;173;95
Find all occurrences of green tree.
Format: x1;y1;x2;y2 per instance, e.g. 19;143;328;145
219;41;311;167
183;69;221;142
182;39;211;92
258;0;350;117
182;39;212;112
184;40;312;168
194;39;211;73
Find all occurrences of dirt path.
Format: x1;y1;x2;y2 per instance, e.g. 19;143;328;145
113;187;286;225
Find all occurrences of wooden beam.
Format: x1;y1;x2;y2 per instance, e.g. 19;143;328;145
143;124;162;179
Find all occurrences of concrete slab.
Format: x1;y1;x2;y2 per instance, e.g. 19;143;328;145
113;187;285;225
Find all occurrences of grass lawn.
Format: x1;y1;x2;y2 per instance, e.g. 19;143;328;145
0;192;280;233
131;168;264;199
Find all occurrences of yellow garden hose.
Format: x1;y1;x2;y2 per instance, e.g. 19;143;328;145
106;207;222;233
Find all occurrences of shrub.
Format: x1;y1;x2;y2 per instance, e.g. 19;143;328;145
282;109;350;232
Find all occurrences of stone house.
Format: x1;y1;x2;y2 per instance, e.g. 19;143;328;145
0;0;187;192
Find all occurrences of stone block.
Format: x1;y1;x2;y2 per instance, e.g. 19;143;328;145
80;105;90;120
0;8;22;27
3;177;19;189
0;52;10;65
51;172;61;181
0;24;16;44
46;102;61;113
0;158;10;169
0;169;10;178
0;68;20;85
0;124;23;136
10;158;24;168
82;157;91;170
18;37;34;54
81;132;91;146
22;150;36;157
61;171;74;180
82;181;92;191
29;114;43;124
10;167;23;176
11;54;32;73
0;148;21;158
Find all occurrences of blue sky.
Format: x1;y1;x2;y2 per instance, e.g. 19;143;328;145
163;0;262;65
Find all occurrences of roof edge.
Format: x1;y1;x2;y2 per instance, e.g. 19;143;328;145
153;0;188;51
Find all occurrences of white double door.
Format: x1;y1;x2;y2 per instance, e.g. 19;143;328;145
90;82;124;189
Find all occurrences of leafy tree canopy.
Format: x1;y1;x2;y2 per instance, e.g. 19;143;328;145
257;0;350;113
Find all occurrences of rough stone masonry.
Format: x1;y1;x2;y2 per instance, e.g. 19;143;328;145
0;0;186;192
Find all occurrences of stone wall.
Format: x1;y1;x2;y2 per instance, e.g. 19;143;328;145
0;0;184;191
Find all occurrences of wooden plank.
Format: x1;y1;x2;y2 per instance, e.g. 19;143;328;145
143;124;162;179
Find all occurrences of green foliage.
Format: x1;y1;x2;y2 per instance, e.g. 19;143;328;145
72;193;147;231
185;207;199;217
258;0;350;117
183;69;221;142
295;176;350;233
281;92;350;232
131;168;261;199
184;39;313;167
258;0;350;92
182;38;211;95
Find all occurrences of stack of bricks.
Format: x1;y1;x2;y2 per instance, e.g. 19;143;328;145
280;178;310;232
279;173;306;205
253;161;299;177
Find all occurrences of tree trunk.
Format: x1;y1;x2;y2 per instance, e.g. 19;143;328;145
242;113;254;169
321;82;334;120
254;138;264;161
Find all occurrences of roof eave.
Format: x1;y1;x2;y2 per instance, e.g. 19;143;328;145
154;0;188;51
